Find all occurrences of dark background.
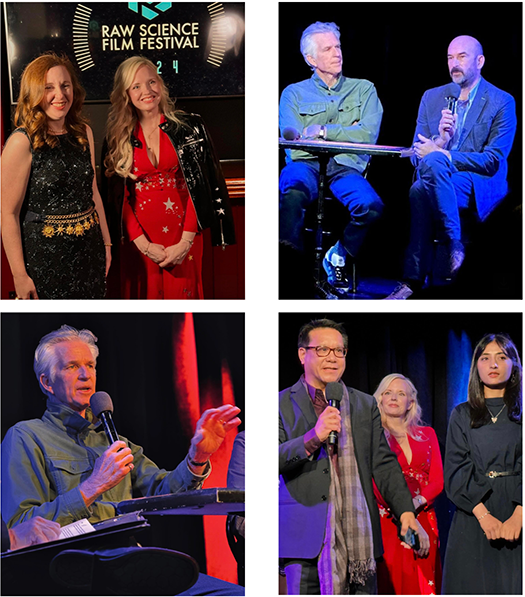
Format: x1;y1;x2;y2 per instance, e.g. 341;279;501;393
2;2;245;165
279;3;522;298
4;3;245;101
1;312;245;572
279;312;522;559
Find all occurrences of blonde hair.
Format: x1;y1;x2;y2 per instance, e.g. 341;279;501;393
373;373;427;441
104;56;186;179
14;52;89;151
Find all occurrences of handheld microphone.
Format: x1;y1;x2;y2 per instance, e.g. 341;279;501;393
90;391;119;445
325;382;343;446
282;126;301;141
444;82;461;115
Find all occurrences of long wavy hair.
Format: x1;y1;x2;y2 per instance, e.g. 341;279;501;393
14;52;89;151
468;333;522;428
104;56;186;179
374;373;427;441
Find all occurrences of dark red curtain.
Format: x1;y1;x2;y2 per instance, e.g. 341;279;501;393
173;313;238;583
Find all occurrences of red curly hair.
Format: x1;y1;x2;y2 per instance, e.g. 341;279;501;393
14;52;89;151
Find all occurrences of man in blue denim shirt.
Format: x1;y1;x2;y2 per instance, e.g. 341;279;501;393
279;21;384;293
1;325;243;596
387;35;517;299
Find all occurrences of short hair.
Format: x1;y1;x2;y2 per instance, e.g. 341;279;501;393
297;318;348;349
373;373;426;441
467;333;522;427
34;325;99;396
300;22;340;69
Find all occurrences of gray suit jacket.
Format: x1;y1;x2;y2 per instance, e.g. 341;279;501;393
279;379;414;559
412;77;517;220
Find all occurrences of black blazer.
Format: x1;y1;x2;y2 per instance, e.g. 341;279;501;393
279;379;414;559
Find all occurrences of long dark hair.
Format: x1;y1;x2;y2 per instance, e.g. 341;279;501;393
468;333;522;428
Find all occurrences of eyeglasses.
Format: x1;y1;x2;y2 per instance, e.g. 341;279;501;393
304;346;347;358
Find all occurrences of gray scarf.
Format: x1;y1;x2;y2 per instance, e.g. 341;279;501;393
318;383;376;594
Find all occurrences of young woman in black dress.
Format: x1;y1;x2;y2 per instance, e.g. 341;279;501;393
443;333;522;594
1;53;111;299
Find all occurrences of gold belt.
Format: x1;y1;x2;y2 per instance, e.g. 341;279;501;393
41;206;99;238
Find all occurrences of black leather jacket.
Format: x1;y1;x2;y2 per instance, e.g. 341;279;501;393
104;113;235;248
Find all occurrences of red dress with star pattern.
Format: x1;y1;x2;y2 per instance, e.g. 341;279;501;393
121;118;203;299
373;427;443;595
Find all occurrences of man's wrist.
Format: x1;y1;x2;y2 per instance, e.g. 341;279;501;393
319;125;327;140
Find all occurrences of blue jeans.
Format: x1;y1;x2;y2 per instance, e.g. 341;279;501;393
279;159;383;257
404;152;474;282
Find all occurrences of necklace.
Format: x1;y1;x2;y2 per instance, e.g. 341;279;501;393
145;127;157;150
48;128;67;135
486;402;506;424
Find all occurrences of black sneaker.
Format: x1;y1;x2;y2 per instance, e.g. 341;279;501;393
49;546;199;595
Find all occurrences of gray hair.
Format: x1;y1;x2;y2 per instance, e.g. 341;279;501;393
300;21;341;69
34;325;99;396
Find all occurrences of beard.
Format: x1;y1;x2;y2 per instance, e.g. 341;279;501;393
450;68;471;87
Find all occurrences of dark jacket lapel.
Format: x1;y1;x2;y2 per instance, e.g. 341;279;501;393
289;379;317;428
459;77;489;149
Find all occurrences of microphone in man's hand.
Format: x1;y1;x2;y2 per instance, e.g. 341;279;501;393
444;82;461;114
90;391;119;445
325;382;343;446
282;126;302;141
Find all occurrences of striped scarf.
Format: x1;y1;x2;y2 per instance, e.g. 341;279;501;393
318;383;376;594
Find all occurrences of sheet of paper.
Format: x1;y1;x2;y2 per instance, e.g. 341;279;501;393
59;518;96;540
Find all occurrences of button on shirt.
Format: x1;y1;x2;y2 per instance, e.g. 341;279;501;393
449;80;481;150
301;377;328;455
279;73;383;173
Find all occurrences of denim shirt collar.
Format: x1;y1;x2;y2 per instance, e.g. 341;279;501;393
312;72;344;92
44;400;97;433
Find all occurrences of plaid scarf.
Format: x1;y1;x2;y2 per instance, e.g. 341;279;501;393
318;383;376;594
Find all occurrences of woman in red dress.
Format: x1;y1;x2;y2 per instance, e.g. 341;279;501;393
373;374;444;595
104;56;234;299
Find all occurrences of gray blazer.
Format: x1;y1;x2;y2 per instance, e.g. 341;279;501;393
279;379;414;559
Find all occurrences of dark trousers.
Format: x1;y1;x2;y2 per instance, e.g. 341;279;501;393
279;159;383;257
283;558;378;595
404;152;475;282
179;572;244;595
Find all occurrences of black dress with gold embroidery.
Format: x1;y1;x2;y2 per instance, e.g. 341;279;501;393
18;129;105;299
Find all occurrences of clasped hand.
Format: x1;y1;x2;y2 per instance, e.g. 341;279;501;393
480;507;522;542
158;240;192;268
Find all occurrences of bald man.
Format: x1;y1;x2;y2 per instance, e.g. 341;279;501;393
387;35;517;299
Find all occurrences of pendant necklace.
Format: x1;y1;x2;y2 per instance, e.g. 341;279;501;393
486;403;506;424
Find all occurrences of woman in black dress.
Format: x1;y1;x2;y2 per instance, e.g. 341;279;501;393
1;53;111;299
443;333;522;594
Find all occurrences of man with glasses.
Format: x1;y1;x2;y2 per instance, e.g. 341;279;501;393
279;319;428;594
